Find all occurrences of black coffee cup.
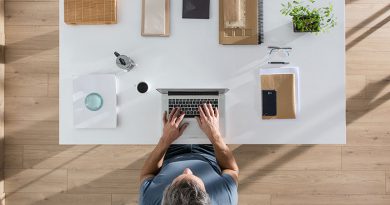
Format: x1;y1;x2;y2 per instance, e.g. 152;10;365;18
137;82;148;93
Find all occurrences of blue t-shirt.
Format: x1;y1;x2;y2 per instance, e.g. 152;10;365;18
139;153;238;205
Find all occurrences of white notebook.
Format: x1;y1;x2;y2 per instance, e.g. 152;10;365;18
73;74;117;128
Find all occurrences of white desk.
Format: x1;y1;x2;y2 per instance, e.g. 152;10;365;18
60;0;346;144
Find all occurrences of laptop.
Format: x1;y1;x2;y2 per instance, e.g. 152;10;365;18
157;88;229;141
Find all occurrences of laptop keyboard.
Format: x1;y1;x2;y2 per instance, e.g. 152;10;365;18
169;99;218;118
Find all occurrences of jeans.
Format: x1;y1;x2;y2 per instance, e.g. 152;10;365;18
164;144;215;161
163;144;221;173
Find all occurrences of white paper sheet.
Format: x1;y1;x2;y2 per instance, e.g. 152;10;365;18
73;74;117;128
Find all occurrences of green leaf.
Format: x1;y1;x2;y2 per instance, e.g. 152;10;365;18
280;0;337;33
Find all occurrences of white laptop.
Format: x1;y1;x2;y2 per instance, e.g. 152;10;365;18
157;88;229;142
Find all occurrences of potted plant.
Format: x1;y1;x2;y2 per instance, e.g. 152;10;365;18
281;0;337;33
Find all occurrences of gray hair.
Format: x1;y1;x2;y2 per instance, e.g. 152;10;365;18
161;178;211;205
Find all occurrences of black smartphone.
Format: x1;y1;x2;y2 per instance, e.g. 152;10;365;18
262;90;277;116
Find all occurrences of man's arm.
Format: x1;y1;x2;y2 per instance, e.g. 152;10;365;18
139;138;170;182
196;104;239;183
209;134;239;183
139;108;189;183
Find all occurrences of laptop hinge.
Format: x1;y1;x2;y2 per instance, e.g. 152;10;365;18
168;91;219;96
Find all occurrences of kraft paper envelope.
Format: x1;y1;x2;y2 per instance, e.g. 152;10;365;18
261;74;296;119
142;0;170;36
219;0;262;45
224;0;246;28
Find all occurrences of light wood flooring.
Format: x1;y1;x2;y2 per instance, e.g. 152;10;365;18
2;0;390;204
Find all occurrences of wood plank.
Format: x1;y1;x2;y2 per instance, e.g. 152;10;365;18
5;169;67;193
347;27;390;52
346;75;366;99
5;26;58;51
0;0;4;202
23;145;152;169
272;195;390;205
347;99;390;123
239;194;270;205
5;120;58;145
0;176;2;205
0;171;3;204
0;177;3;204
5;97;58;121
5;193;111;205
387;171;389;194
343;146;390;170
112;194;140;205
233;145;341;171
4;145;22;168
5;73;48;97
5;48;59;74
347;63;390;76
48;74;58;97
0;0;4;200
5;2;59;26
347;123;390;146
68;169;138;194
365;74;390;101
22;145;80;169
238;171;385;194
346;3;390;28
347;51;390;66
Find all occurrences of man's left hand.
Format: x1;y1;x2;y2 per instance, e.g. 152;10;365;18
161;108;189;145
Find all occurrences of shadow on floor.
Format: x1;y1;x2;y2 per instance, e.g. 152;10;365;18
346;75;390;124
3;3;390;204
346;15;390;51
4;30;59;64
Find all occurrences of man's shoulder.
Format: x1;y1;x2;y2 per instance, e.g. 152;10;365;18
139;176;153;194
139;177;162;205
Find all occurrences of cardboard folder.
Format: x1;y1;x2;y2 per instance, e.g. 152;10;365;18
219;0;262;45
261;74;296;119
224;0;246;28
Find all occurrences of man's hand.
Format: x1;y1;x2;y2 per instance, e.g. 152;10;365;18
196;103;239;183
161;107;189;145
196;103;221;143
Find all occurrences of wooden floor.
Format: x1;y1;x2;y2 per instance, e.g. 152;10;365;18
2;0;390;204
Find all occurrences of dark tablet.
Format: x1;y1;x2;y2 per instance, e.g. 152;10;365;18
182;0;210;19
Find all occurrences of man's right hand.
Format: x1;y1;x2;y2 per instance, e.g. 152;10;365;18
196;103;221;143
196;103;239;184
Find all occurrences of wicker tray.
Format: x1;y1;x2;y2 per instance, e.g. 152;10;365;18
65;0;117;25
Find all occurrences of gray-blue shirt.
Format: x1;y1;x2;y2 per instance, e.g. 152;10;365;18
139;153;238;205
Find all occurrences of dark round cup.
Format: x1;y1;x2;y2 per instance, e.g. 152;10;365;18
137;82;148;94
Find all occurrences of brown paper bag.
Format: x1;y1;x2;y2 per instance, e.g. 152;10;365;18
219;0;260;44
261;74;296;119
